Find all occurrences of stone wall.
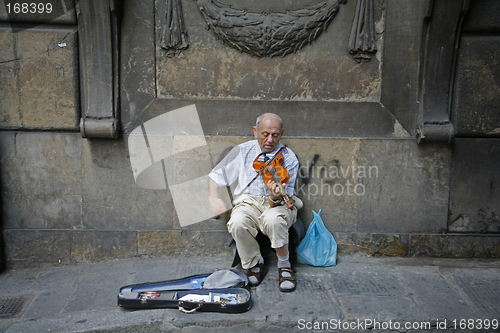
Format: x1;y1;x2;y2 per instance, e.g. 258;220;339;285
0;0;499;268
448;0;500;234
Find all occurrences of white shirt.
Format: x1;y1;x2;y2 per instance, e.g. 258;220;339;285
209;140;299;197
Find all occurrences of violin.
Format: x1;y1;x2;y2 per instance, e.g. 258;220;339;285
252;147;294;210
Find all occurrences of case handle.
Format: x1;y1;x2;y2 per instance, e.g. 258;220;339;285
179;303;202;314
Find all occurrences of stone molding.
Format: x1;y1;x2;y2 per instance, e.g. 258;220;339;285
416;0;470;144
76;0;120;138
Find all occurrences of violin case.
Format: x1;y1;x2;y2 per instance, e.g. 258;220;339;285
117;269;252;313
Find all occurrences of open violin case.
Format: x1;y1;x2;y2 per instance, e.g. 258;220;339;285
118;269;251;313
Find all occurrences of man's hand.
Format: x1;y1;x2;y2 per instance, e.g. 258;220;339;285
266;179;284;201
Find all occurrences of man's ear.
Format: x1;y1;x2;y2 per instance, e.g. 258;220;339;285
253;126;257;138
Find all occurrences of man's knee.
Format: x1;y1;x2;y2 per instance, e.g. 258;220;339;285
228;214;258;238
260;213;292;242
228;219;246;236
262;215;288;230
261;208;295;229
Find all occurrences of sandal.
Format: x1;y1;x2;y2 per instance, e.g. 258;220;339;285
246;262;268;287
278;267;296;292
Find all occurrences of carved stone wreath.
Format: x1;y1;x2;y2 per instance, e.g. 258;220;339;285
161;0;377;61
194;0;344;58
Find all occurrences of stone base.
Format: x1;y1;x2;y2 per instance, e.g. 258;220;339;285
336;232;500;258
2;229;231;269
3;230;499;268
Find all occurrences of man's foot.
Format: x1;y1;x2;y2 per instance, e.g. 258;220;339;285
278;267;296;292
246;262;267;287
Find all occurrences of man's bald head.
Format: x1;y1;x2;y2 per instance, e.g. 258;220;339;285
256;113;283;131
253;113;284;153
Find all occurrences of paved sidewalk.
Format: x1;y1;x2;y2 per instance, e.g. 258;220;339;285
0;254;499;332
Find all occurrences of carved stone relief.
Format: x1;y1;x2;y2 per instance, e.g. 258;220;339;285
348;0;377;63
155;0;382;101
159;0;379;62
161;0;189;57
194;0;345;58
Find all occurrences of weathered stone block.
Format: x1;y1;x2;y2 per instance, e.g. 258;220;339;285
70;230;137;263
334;232;374;255
462;0;500;33
0;132;82;229
2;194;82;230
180;230;230;255
0;27;79;130
449;139;500;233
452;36;500;136
334;232;410;257
137;230;231;260
3;229;72;267
81;137;174;230
4;229;139;267
357;140;451;233
409;234;500;258
138;231;182;257
371;233;410;256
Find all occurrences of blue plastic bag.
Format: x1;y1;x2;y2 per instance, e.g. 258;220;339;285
296;210;337;266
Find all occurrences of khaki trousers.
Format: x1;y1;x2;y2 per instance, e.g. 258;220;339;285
227;194;298;269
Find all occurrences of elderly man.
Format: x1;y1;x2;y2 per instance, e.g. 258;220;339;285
208;113;302;292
